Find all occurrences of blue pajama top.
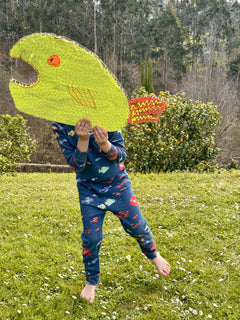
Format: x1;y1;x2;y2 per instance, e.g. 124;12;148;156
52;122;131;196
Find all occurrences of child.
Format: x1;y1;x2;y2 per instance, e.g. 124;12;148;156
52;118;171;303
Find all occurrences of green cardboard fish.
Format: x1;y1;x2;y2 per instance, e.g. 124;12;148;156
9;33;167;131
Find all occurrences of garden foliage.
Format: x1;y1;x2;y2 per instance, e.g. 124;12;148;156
123;89;221;173
0;114;36;174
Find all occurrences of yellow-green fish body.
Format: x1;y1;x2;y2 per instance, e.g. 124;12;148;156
9;33;130;131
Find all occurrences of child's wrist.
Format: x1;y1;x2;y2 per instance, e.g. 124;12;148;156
77;132;90;139
98;141;111;154
77;136;90;152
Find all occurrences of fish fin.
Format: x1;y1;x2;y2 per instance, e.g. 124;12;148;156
127;96;167;124
67;85;97;109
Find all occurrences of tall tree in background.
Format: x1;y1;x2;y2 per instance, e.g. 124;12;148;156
96;0;132;74
0;0;96;50
150;1;186;89
228;1;240;89
175;0;235;94
140;55;154;93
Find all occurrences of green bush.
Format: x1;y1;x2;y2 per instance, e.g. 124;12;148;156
123;90;221;172
0;114;36;174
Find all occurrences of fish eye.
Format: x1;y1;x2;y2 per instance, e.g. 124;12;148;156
47;55;60;67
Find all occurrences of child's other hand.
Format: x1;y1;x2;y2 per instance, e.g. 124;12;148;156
92;126;111;153
92;126;108;144
75;118;92;139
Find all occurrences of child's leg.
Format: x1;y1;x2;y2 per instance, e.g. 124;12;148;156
111;188;170;276
80;202;105;302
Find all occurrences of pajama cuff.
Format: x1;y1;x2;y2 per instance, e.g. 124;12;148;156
145;250;157;260
101;144;118;161
86;275;99;286
101;143;114;157
73;147;88;163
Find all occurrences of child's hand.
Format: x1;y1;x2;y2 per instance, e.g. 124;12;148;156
75;118;92;140
92;126;108;144
92;126;111;153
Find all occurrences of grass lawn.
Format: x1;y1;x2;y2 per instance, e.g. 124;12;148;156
1;171;240;319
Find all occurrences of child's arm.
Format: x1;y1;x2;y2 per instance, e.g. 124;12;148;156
92;126;127;163
52;121;90;173
92;126;111;154
75;118;92;152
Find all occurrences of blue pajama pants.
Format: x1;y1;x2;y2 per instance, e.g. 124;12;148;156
79;187;157;285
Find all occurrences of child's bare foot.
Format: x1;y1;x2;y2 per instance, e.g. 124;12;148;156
152;252;171;277
80;284;97;303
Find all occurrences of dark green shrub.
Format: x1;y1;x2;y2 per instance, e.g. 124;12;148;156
123;90;221;172
0;114;36;174
226;159;239;170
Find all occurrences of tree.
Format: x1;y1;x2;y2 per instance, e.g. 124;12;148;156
150;1;186;89
0;0;96;50
140;55;154;93
228;1;240;88
175;0;234;83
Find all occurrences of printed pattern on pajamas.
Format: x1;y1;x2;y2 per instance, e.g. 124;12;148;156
52;121;157;286
79;187;157;285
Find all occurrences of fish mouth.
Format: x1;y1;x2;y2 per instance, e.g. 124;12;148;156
10;56;40;88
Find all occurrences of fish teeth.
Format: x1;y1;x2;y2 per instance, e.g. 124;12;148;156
11;78;33;87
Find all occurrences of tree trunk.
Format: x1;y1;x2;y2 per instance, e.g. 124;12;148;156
203;19;217;102
94;2;97;54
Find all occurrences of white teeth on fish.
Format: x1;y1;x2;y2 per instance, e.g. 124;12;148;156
11;78;34;87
